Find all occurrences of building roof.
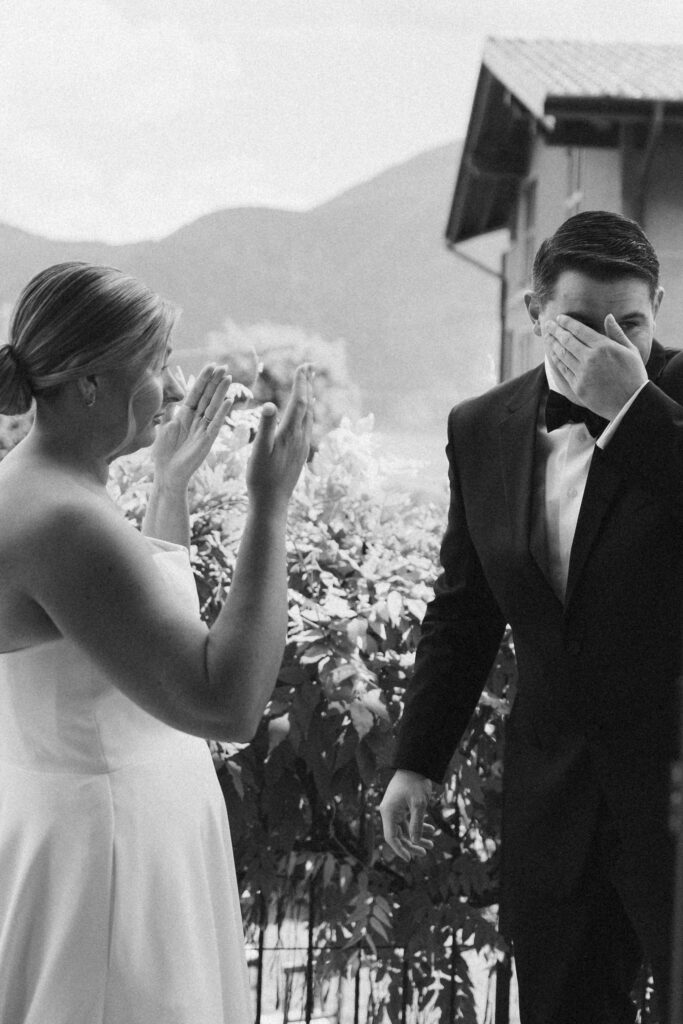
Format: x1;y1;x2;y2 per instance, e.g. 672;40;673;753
446;38;683;244
484;38;683;122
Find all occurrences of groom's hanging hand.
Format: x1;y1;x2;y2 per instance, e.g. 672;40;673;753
545;313;648;420
379;769;435;862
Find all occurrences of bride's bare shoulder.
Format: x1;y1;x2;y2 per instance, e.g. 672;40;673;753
0;457;130;568
0;454;141;649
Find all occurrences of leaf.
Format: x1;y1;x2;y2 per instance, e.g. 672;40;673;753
349;701;375;739
360;688;390;723
267;714;290;755
327;663;357;686
386;589;403;627
346;617;368;644
299;644;331;664
370;918;390;942
405;597;427;621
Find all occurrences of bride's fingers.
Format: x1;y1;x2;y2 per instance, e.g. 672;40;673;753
195;366;229;419
278;364;314;435
202;396;234;443
183;364;215;414
252;403;278;458
199;374;232;427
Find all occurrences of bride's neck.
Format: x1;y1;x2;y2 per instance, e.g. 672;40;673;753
20;419;111;491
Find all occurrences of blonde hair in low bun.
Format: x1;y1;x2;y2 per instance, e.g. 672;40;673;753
3;262;177;413
0;345;34;415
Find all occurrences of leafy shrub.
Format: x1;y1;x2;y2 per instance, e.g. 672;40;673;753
111;408;515;1022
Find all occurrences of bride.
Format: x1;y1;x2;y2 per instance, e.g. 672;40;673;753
0;261;313;1024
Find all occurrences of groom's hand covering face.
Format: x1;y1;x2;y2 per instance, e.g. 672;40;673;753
526;269;662;419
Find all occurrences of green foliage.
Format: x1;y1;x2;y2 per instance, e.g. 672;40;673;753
0;410;33;459
110;409;517;1022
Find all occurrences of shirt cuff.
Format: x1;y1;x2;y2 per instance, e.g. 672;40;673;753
596;381;649;449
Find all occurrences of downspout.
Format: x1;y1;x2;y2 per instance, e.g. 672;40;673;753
635;101;664;226
446;241;507;382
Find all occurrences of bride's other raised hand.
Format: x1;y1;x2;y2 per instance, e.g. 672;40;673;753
246;363;314;515
151;364;235;490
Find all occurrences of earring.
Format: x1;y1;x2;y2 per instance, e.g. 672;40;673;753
84;393;96;408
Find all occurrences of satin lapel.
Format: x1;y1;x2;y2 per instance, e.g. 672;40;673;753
498;366;546;575
646;338;667;382
564;449;623;610
563;340;666;611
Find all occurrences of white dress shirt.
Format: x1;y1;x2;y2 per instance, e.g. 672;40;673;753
532;358;647;601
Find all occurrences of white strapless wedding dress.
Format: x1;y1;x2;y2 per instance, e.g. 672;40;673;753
0;538;251;1024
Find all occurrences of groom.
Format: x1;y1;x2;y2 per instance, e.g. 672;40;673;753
380;211;683;1023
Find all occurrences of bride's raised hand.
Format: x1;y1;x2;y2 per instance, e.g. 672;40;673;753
152;364;239;489
246;363;314;515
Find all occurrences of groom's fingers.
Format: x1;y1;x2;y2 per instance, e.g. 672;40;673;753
380;799;411;861
381;810;434;862
409;799;426;844
382;819;412;862
604;312;637;348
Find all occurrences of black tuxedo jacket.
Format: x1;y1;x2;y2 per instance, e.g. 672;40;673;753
395;341;683;914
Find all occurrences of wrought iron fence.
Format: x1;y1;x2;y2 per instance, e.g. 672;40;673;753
245;926;660;1024
246;930;515;1024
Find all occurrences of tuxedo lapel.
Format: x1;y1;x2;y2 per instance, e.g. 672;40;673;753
563;448;623;610
563;340;666;611
498;366;549;582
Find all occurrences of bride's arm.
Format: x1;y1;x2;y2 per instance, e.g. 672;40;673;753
142;365;231;549
142;481;191;549
28;366;314;742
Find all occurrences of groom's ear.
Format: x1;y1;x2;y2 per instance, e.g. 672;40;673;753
524;291;543;337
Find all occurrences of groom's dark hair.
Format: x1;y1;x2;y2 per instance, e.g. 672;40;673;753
532;210;660;306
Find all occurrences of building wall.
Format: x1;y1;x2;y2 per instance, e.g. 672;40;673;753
639;128;683;349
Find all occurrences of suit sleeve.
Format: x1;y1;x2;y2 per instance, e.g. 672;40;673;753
600;355;683;514
393;410;506;783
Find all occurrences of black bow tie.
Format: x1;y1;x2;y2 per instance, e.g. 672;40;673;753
545;391;609;438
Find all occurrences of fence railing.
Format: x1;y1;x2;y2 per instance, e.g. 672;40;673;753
245;924;660;1023
246;929;516;1024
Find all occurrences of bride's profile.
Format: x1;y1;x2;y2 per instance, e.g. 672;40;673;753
0;261;314;1024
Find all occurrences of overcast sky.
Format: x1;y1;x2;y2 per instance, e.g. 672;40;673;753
4;0;683;243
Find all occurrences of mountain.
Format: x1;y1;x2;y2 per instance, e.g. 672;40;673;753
0;143;506;433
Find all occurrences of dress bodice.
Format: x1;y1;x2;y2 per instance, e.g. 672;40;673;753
0;539;252;1024
0;538;205;774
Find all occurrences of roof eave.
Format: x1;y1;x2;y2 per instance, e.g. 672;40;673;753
446;66;535;244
